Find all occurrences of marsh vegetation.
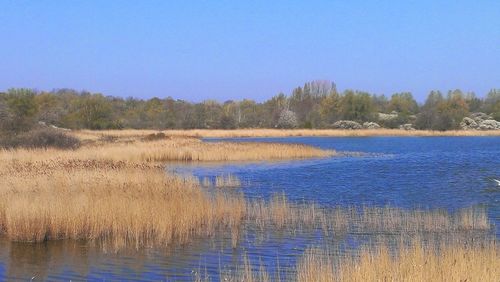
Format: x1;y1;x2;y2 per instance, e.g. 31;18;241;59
0;131;498;280
0;132;333;248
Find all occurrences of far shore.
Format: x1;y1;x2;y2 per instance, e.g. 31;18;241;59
73;128;500;140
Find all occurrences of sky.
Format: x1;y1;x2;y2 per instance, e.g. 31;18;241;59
0;0;499;102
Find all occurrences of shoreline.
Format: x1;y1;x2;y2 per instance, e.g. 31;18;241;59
73;129;500;140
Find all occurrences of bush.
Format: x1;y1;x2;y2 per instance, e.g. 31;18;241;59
0;128;81;149
143;132;167;141
1;89;39;132
277;110;298;128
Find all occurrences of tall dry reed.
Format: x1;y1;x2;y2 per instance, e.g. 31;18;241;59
0;135;492;253
75;128;500;139
0;168;246;249
297;241;499;282
0;135;331;249
215;174;242;188
0;137;333;165
220;237;499;282
245;195;491;235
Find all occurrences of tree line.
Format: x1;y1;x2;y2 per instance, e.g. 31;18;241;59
1;80;499;132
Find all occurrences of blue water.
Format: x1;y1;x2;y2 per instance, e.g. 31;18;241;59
1;137;499;281
199;137;500;220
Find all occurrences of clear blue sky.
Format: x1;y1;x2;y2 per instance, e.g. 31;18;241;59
0;0;498;102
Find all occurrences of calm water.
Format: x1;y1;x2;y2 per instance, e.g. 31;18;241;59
1;137;499;281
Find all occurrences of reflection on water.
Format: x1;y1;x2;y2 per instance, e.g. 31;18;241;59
0;229;493;280
1;137;499;280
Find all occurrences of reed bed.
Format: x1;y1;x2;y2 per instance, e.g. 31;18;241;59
0;168;246;249
0;136;331;249
74;129;500;139
167;128;500;137
0;138;333;166
212;239;499;282
220;196;494;281
296;241;499;282
0;162;490;249
71;129;160;142
246;195;491;235
0;133;493;254
215;174;242;188
202;176;213;187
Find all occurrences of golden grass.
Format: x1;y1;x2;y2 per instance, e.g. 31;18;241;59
246;195;491;235
221;238;499;282
0;168;246;249
0;138;332;166
297;241;500;282
169;128;500;137
0;135;331;249
0;131;494;255
0;154;489;249
71;129;160;142
0;138;335;167
215;174;242;188
73;129;500;139
202;176;213;187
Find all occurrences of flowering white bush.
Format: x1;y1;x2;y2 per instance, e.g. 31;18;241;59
277;110;298;128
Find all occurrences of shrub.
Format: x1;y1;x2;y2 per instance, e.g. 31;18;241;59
0;128;81;149
143;132;167;141
277;110;298;128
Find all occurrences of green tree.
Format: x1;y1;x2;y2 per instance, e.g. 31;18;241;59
35;92;65;126
443;90;469;128
388;92;418;115
416;91;444;130
263;93;287;127
143;97;168;129
338;90;375;122
465;92;483;113
70;94;115;129
238;99;263;128
0;93;11;131
372;94;389;113
320;90;341;124
4;88;39;131
484;89;500;120
416;90;468;130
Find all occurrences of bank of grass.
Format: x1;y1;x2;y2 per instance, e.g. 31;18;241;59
205;196;496;281
73;129;500;140
296;241;499;282
0;128;81;149
0;172;490;248
224;238;499;282
0;168;246;248
0;134;333;248
246;195;491;234
215;174;242;188
0;137;334;166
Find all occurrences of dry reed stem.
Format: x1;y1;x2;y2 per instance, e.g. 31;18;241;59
224;238;499;282
0;169;246;248
0;138;333;168
0;164;489;249
215;174;242;188
246;195;491;235
202;176;213;187
297;241;500;282
0;135;331;249
0;136;492;250
73;129;500;139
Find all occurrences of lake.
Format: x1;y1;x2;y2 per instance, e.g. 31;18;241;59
1;137;499;281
